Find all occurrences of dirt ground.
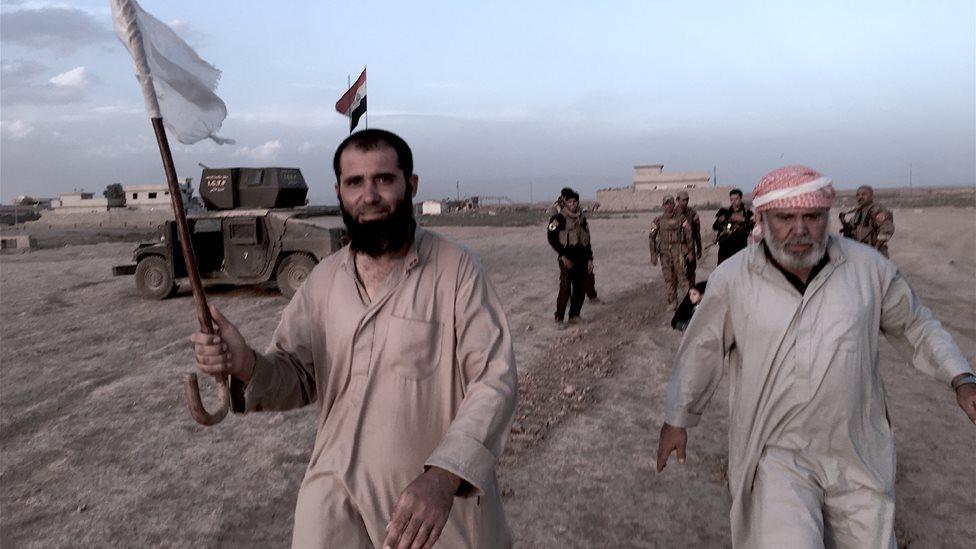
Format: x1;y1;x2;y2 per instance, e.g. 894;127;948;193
1;206;974;548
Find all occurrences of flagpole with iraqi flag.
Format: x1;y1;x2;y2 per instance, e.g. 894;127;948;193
336;67;367;133
110;0;234;426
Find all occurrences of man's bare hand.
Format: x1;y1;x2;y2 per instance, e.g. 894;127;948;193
587;260;594;274
384;467;460;549
955;383;976;424
650;254;659;267
656;423;687;472
559;256;574;269
188;305;255;383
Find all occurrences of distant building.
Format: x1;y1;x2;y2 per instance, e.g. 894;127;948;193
124;178;193;209
633;164;711;191
421;200;444;215
51;192;124;214
596;163;727;211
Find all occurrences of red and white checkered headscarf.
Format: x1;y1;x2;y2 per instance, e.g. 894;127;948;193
750;165;835;241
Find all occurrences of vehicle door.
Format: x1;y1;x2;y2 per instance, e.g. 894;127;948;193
223;216;268;278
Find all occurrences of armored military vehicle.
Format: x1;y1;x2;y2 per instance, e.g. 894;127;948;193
113;167;347;299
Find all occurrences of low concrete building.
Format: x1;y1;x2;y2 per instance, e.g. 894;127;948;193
51;192;123;214
124;178;193;209
597;163;727;211
0;235;34;252
633;164;711;191
421;200;443;215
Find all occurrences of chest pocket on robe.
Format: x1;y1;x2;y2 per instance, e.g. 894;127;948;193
386;315;445;380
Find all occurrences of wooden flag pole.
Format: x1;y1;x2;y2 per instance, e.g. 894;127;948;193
150;117;230;426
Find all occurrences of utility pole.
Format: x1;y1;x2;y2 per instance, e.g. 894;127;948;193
456;181;460;202
909;163;913;188
713;165;717;187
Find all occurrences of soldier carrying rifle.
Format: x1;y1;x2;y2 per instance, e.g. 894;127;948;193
839;184;894;257
712;188;755;265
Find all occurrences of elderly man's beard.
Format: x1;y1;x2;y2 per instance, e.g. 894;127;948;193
339;193;415;257
762;218;829;271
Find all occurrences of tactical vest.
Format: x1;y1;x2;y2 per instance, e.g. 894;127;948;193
656;214;686;245
558;211;590;247
852;204;890;245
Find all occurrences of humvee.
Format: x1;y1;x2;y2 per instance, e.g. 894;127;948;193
114;167;347;299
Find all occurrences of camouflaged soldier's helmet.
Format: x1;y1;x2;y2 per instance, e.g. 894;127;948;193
676;191;689;200
662;195;675;205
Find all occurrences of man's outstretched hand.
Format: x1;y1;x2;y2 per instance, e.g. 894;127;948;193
955;381;976;424
384;467;461;549
656;423;688;473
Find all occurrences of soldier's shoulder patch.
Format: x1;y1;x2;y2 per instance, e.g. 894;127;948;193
548;220;559;231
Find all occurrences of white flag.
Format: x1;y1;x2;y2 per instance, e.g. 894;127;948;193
110;0;234;145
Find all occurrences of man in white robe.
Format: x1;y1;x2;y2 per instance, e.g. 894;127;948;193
656;165;976;548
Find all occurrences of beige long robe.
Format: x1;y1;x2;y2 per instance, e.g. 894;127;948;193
664;236;972;547
232;226;517;548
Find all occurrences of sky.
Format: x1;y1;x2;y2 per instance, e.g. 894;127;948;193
1;0;974;205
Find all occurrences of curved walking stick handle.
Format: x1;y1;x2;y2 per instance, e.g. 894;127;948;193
183;372;230;426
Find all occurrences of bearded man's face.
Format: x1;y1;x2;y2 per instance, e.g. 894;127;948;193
856;187;873;207
335;145;417;256
762;207;829;271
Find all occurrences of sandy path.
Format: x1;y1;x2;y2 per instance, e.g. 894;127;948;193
1;207;973;547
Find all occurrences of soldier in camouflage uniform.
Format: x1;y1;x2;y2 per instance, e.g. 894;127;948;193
549;190;600;302
548;188;594;324
650;195;694;309
839;185;895;257
676;191;702;287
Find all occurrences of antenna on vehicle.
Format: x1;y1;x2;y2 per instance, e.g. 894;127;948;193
198;162;210;170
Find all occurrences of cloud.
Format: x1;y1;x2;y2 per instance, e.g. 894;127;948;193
49;66;93;88
298;141;325;154
1;119;35;139
166;19;208;48
88;104;143;115
233;140;283;161
0;6;113;52
1;61;97;104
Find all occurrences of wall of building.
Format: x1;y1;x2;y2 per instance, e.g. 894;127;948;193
124;179;193;209
30;208;173;228
596;186;733;212
421;201;443;215
51;194;123;214
632;165;711;190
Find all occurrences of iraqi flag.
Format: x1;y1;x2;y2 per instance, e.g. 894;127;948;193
336;68;367;132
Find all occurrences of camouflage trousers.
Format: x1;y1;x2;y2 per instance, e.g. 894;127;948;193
659;246;690;307
556;260;588;320
684;254;697;287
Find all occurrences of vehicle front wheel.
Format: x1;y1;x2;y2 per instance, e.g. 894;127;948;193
276;254;316;299
135;256;176;300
